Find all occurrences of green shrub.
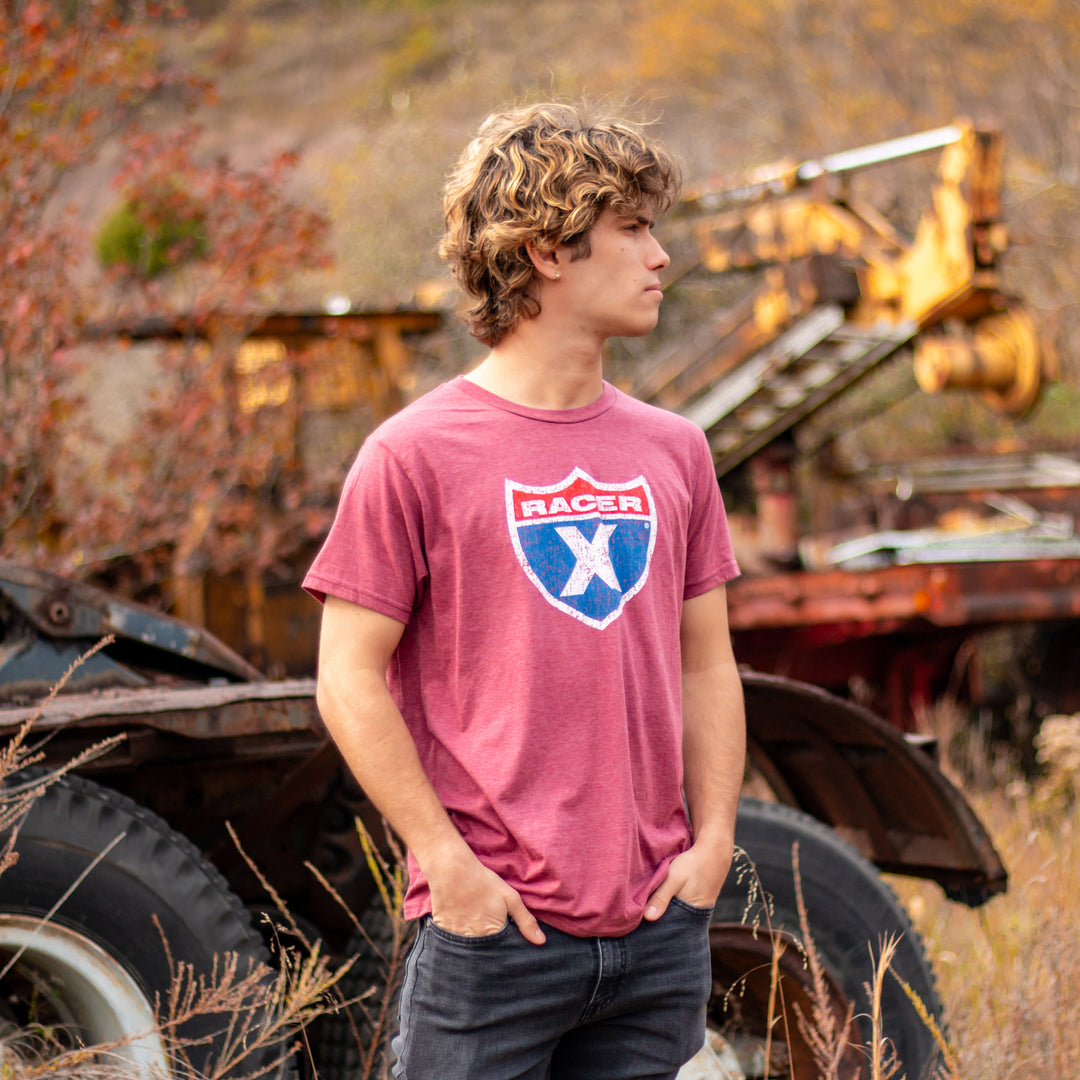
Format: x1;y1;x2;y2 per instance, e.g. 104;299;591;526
96;198;208;279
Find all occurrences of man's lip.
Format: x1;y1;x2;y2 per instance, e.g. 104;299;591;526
645;283;663;293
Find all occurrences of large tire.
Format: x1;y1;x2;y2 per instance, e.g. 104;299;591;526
316;900;413;1080
708;798;942;1079
0;770;287;1077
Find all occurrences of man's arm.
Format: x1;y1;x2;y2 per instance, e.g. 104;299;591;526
644;583;746;919
315;595;545;942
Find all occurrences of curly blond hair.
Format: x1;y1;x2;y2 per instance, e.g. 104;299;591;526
439;102;680;346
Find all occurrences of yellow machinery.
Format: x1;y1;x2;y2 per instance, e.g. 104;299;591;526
637;122;1054;477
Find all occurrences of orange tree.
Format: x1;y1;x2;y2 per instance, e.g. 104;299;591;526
1;0;174;557
80;124;334;599
0;1;332;594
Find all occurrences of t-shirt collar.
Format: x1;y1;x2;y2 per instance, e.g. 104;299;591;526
452;376;618;423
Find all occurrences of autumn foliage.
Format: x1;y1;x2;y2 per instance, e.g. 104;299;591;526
1;0;174;557
0;1;332;590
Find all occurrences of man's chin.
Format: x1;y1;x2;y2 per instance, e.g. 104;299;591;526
613;315;661;339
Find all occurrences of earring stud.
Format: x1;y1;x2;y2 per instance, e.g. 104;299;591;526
554;272;561;281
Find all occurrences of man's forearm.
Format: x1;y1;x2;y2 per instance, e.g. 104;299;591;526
682;658;745;855
679;584;746;854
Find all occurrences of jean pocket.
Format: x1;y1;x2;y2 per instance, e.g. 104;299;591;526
668;896;715;918
425;916;515;946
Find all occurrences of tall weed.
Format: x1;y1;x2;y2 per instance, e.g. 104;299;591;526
896;704;1080;1078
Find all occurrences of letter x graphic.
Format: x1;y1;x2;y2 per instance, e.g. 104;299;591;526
555;524;622;597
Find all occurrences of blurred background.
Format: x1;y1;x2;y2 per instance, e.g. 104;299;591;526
4;11;1080;1072
3;0;1079;715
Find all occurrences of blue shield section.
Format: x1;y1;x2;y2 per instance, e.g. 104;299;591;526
515;517;653;625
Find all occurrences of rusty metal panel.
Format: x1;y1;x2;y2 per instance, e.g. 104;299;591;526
727;558;1080;632
0;678;320;737
741;670;1007;903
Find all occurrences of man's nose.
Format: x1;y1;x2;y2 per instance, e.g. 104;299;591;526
649;235;670;271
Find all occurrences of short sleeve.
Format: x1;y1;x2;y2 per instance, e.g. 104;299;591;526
683;429;740;599
303;437;428;623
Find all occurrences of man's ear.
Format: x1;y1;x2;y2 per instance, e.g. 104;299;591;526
526;242;562;282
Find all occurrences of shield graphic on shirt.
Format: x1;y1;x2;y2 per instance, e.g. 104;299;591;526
505;468;656;630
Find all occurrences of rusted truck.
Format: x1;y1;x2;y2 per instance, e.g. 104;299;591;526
0;558;1006;1079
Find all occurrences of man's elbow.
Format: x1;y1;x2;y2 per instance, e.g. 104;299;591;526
314;651;363;731
315;655;389;732
314;672;334;723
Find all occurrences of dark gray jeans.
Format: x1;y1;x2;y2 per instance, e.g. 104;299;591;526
391;898;712;1079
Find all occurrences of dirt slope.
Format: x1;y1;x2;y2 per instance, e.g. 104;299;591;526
83;0;1080;460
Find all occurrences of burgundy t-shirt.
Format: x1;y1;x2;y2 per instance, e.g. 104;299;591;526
304;377;739;935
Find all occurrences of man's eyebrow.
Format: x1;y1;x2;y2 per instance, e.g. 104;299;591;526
635;212;656;228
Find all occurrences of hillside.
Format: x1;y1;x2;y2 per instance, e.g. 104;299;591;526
79;0;1080;463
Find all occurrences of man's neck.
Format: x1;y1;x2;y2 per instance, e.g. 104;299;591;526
464;319;605;411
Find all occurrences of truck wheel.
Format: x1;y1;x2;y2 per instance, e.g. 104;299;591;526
707;798;942;1080
0;770;287;1078
316;900;412;1080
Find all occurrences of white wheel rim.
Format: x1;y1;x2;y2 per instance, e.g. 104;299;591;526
677;1029;749;1079
0;914;170;1075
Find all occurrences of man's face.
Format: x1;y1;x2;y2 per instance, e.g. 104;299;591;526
556;205;670;342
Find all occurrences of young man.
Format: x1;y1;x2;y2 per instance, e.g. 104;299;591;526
305;103;746;1079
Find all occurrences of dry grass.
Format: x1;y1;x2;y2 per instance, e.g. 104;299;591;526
703;700;1080;1080
0;639;413;1080
301;817;414;1080
894;706;1080;1079
0;636;126;869
0;806;406;1080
